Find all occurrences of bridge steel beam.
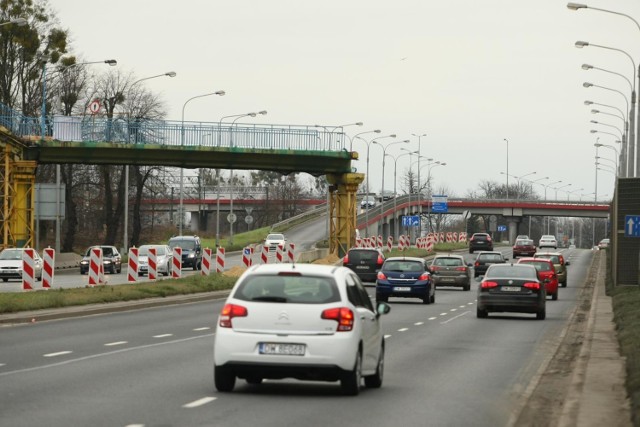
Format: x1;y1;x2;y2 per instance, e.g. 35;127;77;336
327;173;364;258
0;143;36;249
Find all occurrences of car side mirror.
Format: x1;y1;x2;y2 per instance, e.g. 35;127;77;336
376;301;391;316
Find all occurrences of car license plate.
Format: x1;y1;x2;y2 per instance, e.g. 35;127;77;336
394;286;411;291
501;286;520;292
355;266;369;269
259;343;305;356
440;277;454;282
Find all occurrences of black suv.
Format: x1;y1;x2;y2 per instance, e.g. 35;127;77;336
80;245;122;274
168;235;202;270
473;251;506;277
343;247;385;283
469;233;493;253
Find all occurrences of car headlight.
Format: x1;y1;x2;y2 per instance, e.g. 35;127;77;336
80;260;89;265
188;253;195;258
104;260;112;264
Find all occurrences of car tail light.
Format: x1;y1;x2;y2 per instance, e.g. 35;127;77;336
523;282;541;290
419;273;430;281
474;261;480;267
343;254;349;265
376;255;384;267
430;265;440;272
321;307;355;332
377;271;387;280
219;304;248;328
480;281;498;289
455;266;467;272
486;236;492;241
559;255;565;265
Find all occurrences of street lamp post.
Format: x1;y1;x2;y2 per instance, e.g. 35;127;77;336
424;161;446;234
570;4;640;176
412;133;427;217
503;138;509;198
387;151;414;240
595;142;620;174
355;133;396;237
215;111;267;246
181;91;229;239
373;139;409;238
314;122;362;150
400;147;419;239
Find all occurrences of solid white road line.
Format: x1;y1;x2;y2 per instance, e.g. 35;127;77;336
153;334;173;338
104;341;127;347
43;351;72;358
182;397;217;408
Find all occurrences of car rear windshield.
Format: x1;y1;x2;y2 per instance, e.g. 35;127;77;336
486;265;537;279
383;260;424;272
169;239;196;250
347;250;379;263
473;234;489;240
432;257;463;267
515;240;533;246
535;254;560;264
266;234;285;241
233;274;340;304
520;261;553;272
479;253;503;261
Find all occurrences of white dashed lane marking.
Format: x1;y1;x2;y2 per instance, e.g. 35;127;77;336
193;327;210;331
153;334;173;338
414;322;424;326
384;334;392;339
104;341;127;347
397;328;409;332
439;313;448;316
43;351;72;358
450;308;457;312
182;397;217;408
428;317;437;320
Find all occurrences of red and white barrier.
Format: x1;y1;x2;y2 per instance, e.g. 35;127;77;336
377;235;383;249
216;247;225;273
261;245;269;264
148;247;157;281
21;248;36;291
42;248;54;289
459;232;467;242
439;232;445;243
446;232;452;243
452;232;458;242
172;247;182;279
276;243;284;263
426;239;434;252
242;247;253;268
201;248;212;276
88;247;105;286
127;247;139;282
287;243;295;263
387;236;393;252
355;237;362;248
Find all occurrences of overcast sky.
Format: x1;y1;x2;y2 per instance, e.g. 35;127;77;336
51;0;638;201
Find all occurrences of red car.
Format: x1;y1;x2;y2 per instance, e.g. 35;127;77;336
517;257;559;300
512;239;536;258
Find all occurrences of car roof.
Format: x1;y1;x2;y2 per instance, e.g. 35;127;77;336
240;263;344;278
385;256;425;262
535;251;561;256
476;251;502;255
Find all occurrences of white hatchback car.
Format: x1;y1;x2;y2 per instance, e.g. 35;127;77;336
137;244;172;276
538;235;558;249
213;263;391;395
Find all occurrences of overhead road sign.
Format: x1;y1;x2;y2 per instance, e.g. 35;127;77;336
431;195;448;213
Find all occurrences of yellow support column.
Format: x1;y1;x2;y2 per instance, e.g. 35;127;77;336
327;172;364;257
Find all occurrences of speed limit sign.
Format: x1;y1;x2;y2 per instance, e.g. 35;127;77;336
88;100;101;114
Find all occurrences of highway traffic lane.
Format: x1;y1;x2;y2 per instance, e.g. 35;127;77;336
0;250;592;426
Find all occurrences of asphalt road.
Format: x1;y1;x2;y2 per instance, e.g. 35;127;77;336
0;247;591;427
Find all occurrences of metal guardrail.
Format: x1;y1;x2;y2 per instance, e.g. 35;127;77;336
0;102;346;152
271;203;327;231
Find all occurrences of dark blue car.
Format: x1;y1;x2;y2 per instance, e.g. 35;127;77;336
375;257;434;304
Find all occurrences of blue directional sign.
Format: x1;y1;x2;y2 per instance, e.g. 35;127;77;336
431;195;448;213
625;215;640;237
402;215;420;227
497;225;507;232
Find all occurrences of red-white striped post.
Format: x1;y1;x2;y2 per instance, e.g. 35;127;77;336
148;247;157;281
42;248;54;289
21;248;36;291
355;237;362;248
242;247;253;268
287;242;295;263
216;247;225;273
201;248;212;276
88;247;104;286
276;243;284;263
377;235;383;249
426;239;434;252
387;236;393;252
452;232;458;242
440;232;445;243
261;245;269;264
127;247;139;282
171;247;182;279
446;232;452;243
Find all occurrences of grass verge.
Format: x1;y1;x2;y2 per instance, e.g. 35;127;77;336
0;274;237;314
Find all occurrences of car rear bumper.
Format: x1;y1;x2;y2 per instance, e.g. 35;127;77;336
513;250;536;257
376;282;431;298
432;275;469;286
477;293;545;313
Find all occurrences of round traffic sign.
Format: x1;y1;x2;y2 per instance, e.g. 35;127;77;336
227;213;237;223
245;215;254;224
88;100;101;114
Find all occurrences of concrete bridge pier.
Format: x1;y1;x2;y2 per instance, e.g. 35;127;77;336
506;217;522;245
